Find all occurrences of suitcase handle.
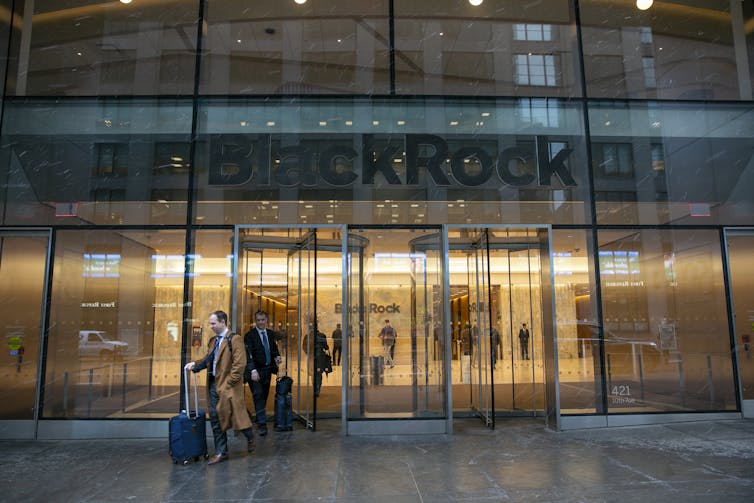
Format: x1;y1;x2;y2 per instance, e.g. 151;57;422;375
183;368;200;417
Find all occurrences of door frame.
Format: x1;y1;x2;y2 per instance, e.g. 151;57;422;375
0;228;53;440
723;227;754;418
232;225;348;432
443;225;558;431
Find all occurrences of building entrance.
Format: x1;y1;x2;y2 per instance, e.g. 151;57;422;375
233;225;554;434
234;226;344;432
414;226;551;429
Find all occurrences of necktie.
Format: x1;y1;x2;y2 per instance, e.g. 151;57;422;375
212;335;224;375
261;330;270;365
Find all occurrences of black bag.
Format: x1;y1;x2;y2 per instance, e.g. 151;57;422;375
276;375;293;395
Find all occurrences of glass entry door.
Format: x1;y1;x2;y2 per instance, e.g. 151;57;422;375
235;226;343;432
345;227;447;435
448;227;548;423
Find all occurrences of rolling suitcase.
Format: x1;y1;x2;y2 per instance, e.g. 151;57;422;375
169;369;208;464
274;375;293;431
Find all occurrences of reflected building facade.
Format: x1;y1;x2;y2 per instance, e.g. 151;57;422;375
0;0;752;438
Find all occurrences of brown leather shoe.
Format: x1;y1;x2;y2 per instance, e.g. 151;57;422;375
247;439;255;453
207;453;229;465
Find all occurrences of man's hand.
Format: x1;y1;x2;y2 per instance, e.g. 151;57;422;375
250;368;260;382
184;362;195;371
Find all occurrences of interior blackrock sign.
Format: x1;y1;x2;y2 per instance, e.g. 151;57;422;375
208;134;577;189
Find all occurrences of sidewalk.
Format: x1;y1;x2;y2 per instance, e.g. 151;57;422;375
2;418;753;502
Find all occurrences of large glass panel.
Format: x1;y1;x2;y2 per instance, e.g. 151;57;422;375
552;228;603;414
188;229;234;412
448;227;546;417
235;227;342;429
200;1;390;94
195;97;590;226
589;101;754;226
5;1;198;96
346;227;445;421
598;229;736;413
43;229;186;418
725;230;754;401
581;0;754;100
0;99;192;226
0;232;49;419
394;0;579;97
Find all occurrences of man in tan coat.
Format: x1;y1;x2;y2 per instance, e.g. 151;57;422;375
184;310;254;465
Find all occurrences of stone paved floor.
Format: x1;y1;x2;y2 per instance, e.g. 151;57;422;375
2;418;754;502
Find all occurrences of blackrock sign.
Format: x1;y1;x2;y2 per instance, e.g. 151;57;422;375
208;134;577;189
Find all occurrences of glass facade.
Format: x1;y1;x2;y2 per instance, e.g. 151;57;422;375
0;0;752;435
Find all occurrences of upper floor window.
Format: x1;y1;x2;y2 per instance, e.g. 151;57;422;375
594;143;634;177
643;57;657;88
514;24;553;41
639;27;653;45
515;54;557;86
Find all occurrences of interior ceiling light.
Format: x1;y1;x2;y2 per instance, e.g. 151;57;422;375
469;0;483;5
120;0;132;3
294;0;307;4
636;0;653;10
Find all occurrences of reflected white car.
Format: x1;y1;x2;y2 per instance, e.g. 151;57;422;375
78;330;128;358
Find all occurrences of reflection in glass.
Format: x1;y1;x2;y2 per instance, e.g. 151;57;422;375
43;230;187;418
0;234;48;419
0;99;193;226
194;97;591;226
200;1;390;94
598;229;736;413
580;0;753;100
589;101;754;226
6;1;199;96
394;1;579;96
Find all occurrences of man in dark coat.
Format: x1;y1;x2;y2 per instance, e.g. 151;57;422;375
185;310;254;465
518;323;530;360
244;310;282;436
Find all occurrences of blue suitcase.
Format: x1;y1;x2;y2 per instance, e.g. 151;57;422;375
275;375;293;431
169;370;208;464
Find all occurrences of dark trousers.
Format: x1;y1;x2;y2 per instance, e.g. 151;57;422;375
248;368;273;428
332;342;342;366
521;342;529;359
209;377;252;455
